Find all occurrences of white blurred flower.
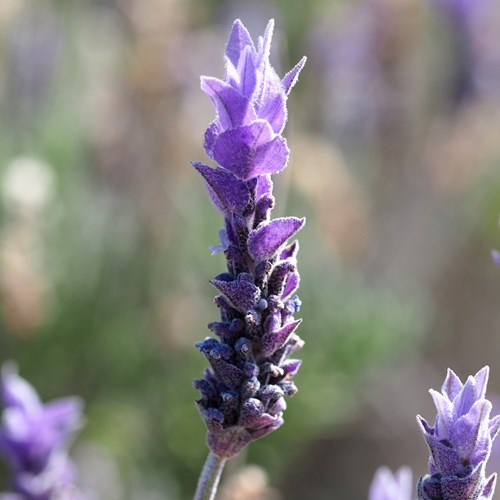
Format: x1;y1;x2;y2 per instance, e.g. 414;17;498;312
1;156;55;212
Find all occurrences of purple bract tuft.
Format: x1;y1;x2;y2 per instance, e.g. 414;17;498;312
193;19;306;458
417;366;500;500
0;363;86;500
201;19;306;181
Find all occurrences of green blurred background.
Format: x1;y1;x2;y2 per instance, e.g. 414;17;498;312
1;0;500;498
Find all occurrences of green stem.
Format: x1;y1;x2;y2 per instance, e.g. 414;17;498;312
194;452;227;500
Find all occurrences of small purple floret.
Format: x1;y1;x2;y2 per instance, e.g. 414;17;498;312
417;366;500;500
193;19;306;458
0;363;86;500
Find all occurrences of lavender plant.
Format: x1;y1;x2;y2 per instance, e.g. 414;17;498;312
416;366;500;499
0;363;85;500
369;466;414;500
192;18;306;499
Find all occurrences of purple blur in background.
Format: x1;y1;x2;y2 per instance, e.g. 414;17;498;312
369;466;414;500
0;364;86;500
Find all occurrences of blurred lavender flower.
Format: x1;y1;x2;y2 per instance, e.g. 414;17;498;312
193;19;306;460
417;366;500;500
369;466;414;500
493;250;500;266
0;363;86;500
310;0;418;146
430;0;500;105
6;7;62;133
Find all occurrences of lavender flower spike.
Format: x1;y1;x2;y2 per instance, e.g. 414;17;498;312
0;363;86;500
417;366;500;500
193;18;306;467
369;466;414;500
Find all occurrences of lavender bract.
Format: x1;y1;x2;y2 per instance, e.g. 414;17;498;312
193;19;306;458
0;363;85;500
417;366;500;500
369;466;414;500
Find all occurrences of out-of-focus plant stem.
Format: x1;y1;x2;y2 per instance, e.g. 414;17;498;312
194;452;226;500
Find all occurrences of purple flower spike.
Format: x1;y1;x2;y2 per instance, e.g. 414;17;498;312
193;19;306;459
369;466;414;500
417;366;500;500
0;363;86;500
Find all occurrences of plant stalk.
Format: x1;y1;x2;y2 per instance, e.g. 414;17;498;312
194;452;226;500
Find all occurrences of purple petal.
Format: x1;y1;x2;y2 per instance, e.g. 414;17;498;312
450;399;490;463
1;408;30;442
262;319;302;356
424;432;462;474
280;240;299;261
430;389;453;438
455;376;479;419
253;194;274;227
442;368;463;402
482;474;497;499
212;120;289;180
238;398;264;427
269;396;286;413
43;397;84;436
252;412;279;430
248;416;283;440
255;174;273;199
251;135;289;178
1;364;42;414
204;120;221;157
489;414;500;441
200;77;255;129
282;56;307;95
258;89;286;134
282;271;300;299
281;359;302;376
237;45;257;99
226;19;255;67
256;19;274;69
248;217;305;262
193;162;250;215
473;366;489;400
210;278;261;312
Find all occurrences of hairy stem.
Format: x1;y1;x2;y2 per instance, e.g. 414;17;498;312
194;452;227;500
